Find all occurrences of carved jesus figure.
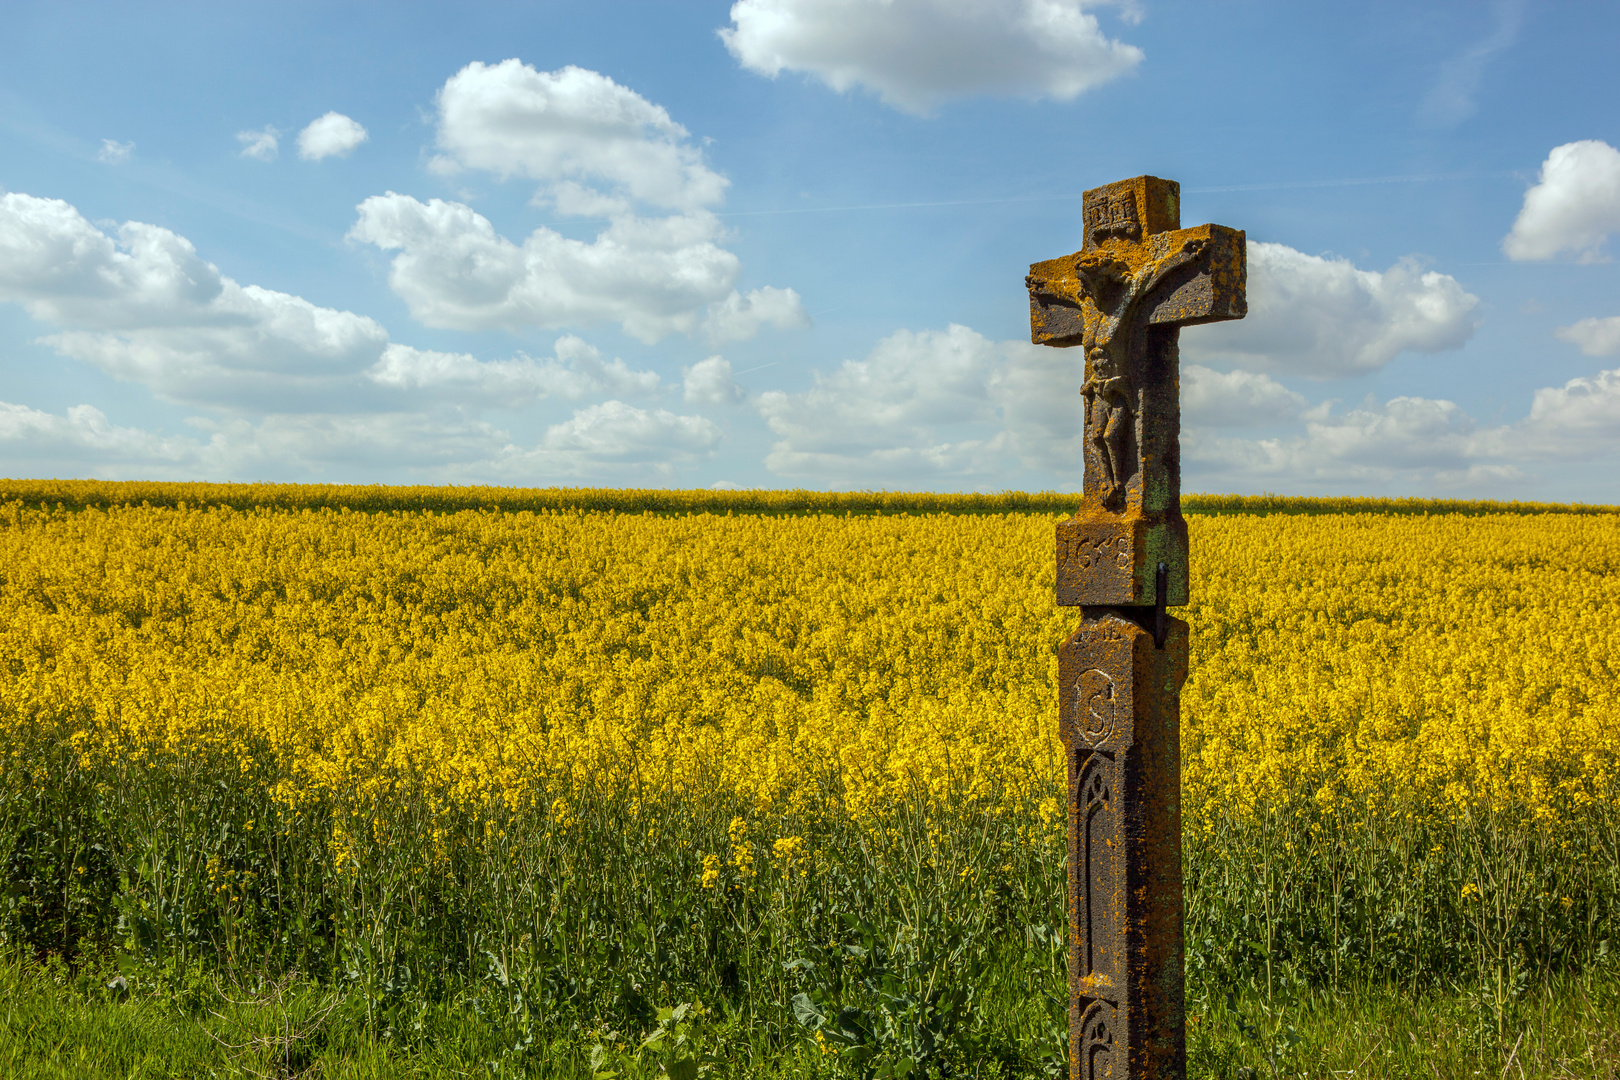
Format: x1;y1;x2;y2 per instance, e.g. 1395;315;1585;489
1073;234;1209;506
1081;347;1132;506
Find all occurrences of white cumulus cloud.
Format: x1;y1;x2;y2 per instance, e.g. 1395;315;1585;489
0;394;734;484
1182;365;1308;427
746;316;1620;493
486;400;723;479
0;400;217;473
1187;395;1510;490
44;302;387;413
0;194;227;328
367;335;661;406
0;192;670;416
758;324;998;452
1502;140;1620;262
1520;366;1620;452
720;0;1143;115
202;412;511;473
349;62;805;345
349;193;748;343
0;192;390;410
755;323;1074;481
682;356;745;405
237;127;279;161
1183;242;1480;378
701;286;809;344
1187;364;1620;492
0;189;743;484
432;60;728;212
297;112;369;161
1556;316;1620;357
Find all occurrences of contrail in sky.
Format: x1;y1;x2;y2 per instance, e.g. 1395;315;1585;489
710;172;1514;219
532;172;1519;230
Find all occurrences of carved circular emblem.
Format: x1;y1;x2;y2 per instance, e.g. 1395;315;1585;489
1075;668;1117;747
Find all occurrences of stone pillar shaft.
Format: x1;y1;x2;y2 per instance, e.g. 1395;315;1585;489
1059;611;1187;1079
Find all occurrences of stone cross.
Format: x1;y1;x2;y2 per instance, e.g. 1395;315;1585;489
1025;175;1245;1079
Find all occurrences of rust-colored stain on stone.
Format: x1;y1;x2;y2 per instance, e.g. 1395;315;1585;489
1030;176;1246;1080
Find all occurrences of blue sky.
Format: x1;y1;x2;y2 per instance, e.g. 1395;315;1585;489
2;0;1618;500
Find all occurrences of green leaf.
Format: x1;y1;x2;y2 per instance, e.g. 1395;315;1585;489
790;992;825;1030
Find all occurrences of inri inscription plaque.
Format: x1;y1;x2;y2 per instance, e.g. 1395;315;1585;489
1027;176;1246;1079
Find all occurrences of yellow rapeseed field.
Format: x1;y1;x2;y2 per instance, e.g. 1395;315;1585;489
2;494;1616;842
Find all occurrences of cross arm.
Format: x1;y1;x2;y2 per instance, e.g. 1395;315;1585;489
1026;224;1247;346
1142;224;1247;329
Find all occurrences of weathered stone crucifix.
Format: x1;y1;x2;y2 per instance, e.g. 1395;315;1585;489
1026;176;1245;1079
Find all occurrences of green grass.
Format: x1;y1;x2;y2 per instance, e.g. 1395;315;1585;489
5;657;1618;1079
6;957;1620;1078
5;746;1620;1077
4;737;1618;1080
1189;975;1620;1078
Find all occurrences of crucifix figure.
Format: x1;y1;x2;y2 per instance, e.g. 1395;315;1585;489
1025;176;1246;1079
1069;231;1214;508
